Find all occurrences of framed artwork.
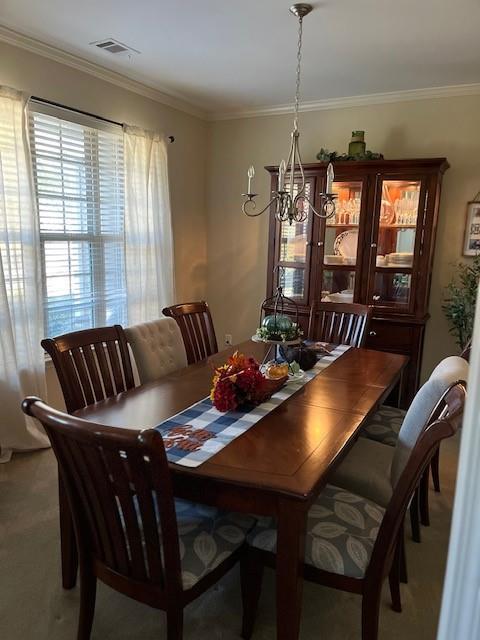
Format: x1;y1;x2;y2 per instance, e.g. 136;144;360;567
463;201;480;256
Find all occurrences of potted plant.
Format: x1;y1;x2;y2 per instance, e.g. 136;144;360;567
442;255;480;349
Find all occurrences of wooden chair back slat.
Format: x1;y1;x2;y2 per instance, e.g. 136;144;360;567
163;301;218;364
308;302;372;348
106;341;126;394
94;342;115;398
103;447;148;581
71;348;95;406
21;398;184;597
128;449;164;584
81;345;104;401
42;325;135;413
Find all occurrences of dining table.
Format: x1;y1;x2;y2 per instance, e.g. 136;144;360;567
74;340;408;640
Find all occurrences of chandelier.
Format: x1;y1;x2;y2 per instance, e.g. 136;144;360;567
242;3;336;225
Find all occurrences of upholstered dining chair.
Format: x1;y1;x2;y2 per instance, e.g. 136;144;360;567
329;356;467;546
42;325;136;589
242;382;466;640
360;355;469;524
307;301;372;347
125;318;188;385
162;301;218;364
22;397;255;640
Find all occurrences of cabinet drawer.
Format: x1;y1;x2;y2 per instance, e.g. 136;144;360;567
366;320;414;353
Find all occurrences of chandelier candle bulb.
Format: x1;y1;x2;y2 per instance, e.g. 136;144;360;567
247;165;255;194
326;162;334;194
278;159;286;191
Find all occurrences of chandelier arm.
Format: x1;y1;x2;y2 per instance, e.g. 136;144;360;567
303;192;336;219
242;194;279;217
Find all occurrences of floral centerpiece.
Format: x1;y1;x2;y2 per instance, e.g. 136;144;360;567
210;351;285;412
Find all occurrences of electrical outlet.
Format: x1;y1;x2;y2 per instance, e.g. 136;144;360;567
225;334;233;345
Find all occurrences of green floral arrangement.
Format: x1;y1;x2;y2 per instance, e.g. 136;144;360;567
442;255;480;349
316;148;384;162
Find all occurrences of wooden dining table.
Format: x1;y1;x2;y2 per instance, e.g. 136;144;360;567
75;340;408;640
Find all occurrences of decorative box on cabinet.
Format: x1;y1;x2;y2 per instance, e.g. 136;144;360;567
265;158;449;406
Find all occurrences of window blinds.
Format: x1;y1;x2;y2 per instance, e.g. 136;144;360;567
29;108;126;337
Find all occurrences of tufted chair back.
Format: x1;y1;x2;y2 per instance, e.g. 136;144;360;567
125;318;188;385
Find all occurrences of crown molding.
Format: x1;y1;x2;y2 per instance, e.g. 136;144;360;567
0;25;208;120
210;82;480;121
3;24;479;124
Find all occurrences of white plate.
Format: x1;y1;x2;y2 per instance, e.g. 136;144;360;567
286;369;305;383
333;229;358;258
251;335;300;345
327;292;354;303
324;255;344;265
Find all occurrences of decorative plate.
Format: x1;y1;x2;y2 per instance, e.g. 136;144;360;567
333;229;358;258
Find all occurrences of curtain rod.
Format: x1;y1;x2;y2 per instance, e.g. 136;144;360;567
29;96;175;143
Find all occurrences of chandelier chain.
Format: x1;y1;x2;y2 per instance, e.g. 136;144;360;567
294;16;303;131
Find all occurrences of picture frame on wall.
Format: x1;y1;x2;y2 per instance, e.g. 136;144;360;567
463;201;480;256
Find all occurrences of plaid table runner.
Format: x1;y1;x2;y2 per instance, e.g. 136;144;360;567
156;344;350;468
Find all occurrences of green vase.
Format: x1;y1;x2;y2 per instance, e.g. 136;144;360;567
348;131;366;157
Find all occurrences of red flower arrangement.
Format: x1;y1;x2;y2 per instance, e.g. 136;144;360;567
210;351;285;412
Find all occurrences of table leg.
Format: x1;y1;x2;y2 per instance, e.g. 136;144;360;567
276;499;307;640
58;471;78;589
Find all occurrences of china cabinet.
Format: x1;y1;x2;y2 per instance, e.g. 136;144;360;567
265;158;449;405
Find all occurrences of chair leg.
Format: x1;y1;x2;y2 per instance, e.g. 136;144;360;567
166;608;183;640
240;550;264;640
59;472;78;589
361;585;382;640
77;565;96;640
389;544;402;613
431;446;441;493
398;521;408;584
409;489;421;543
420;467;430;527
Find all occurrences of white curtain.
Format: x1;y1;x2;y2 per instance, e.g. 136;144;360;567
123;125;175;325
0;87;49;462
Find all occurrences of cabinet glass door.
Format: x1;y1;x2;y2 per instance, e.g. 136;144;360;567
321;179;364;303
273;178;315;304
369;178;424;312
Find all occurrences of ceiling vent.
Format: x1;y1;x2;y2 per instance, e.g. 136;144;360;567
90;39;140;56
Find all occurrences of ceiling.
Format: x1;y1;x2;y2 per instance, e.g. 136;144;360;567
1;0;480;118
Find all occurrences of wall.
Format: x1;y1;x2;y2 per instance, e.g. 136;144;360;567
206;94;480;379
0;40;209;407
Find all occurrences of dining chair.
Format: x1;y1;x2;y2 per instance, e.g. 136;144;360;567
22;397;255;640
42;325;136;590
125;318;188;385
330;356;467;545
241;382;466;640
42;325;135;414
360;355;469;516
162;301;218;364
307;301;372;347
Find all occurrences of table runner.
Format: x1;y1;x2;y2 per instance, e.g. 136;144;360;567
156;344;350;467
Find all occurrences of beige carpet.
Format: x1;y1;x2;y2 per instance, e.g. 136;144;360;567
0;435;459;640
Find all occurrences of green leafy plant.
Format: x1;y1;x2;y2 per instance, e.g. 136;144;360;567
442;255;480;349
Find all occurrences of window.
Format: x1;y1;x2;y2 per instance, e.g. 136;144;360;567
29;106;126;337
